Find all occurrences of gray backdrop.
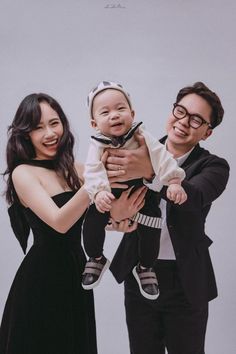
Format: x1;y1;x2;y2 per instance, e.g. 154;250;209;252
0;1;235;353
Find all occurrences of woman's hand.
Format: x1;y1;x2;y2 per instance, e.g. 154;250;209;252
110;185;147;222
106;219;138;233
102;132;154;185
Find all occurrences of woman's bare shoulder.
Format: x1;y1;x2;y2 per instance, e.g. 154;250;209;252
11;164;42;193
12;163;37;179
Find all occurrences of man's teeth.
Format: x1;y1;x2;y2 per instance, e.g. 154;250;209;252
175;127;187;136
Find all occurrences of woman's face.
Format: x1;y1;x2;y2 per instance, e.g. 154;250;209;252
29;102;64;160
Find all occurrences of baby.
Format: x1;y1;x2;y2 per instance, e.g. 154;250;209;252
82;81;187;300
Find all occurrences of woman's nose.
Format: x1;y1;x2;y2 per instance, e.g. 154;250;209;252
44;126;55;137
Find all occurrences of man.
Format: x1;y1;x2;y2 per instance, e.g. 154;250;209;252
107;82;230;354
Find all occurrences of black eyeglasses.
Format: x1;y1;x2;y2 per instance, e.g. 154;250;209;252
172;103;212;129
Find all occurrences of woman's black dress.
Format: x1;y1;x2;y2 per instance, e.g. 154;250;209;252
0;160;97;354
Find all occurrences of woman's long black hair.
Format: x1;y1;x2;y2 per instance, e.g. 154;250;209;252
4;93;81;204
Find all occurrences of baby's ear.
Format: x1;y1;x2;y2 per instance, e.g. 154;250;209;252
131;110;135;119
91;119;97;128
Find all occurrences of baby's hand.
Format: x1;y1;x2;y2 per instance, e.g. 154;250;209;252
166;184;187;205
95;190;115;213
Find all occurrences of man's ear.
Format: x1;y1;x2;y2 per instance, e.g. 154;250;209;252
202;128;213;141
91;119;97;128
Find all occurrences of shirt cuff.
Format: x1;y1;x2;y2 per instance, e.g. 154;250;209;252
143;175;163;192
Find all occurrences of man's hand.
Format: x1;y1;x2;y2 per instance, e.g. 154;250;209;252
102;132;154;186
94;190;115;213
166;184;187;205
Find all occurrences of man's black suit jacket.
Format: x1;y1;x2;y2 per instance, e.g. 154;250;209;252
110;138;230;306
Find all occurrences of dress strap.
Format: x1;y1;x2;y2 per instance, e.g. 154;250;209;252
16;159;55;170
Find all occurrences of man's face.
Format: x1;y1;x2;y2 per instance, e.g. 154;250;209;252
166;93;213;154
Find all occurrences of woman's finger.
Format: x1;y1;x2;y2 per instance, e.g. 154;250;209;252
113;219;137;233
129;186;147;205
110;182;128;189
135;199;145;211
127;221;138;232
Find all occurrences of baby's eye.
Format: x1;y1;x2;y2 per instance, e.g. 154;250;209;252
101;110;109;115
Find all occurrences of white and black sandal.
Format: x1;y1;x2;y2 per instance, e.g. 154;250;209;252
132;264;160;300
82;255;110;290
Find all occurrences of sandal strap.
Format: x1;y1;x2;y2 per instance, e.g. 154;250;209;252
85;261;104;270
140;278;158;285
138;270;158;285
83;267;101;276
139;271;156;279
82;259;106;276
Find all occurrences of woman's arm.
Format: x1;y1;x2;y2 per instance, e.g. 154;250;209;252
106;186;147;233
12;164;90;234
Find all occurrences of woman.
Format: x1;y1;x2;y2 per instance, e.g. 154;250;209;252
0;93;144;354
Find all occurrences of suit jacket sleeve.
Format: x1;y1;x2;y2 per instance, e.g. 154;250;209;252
160;153;230;211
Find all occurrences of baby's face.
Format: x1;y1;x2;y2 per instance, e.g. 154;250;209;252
91;89;134;137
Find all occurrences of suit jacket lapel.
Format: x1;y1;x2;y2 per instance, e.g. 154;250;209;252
159;136;204;179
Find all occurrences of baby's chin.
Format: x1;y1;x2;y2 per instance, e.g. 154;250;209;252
109;127;128;137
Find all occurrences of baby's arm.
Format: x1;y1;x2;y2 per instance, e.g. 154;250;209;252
140;125;186;184
83;141;111;202
166;177;187;205
94;190;115;213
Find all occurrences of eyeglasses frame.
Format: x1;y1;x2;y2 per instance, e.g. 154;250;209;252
172;103;212;129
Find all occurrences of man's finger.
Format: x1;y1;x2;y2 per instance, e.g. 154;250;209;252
101;150;109;164
134;132;146;146
106;149;127;158
107;170;125;178
106;163;125;171
107;156;126;165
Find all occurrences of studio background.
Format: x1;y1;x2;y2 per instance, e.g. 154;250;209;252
0;1;235;353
